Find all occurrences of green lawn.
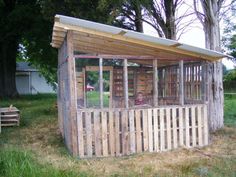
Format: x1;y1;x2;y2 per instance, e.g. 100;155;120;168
224;94;236;127
0;94;235;177
86;91;109;107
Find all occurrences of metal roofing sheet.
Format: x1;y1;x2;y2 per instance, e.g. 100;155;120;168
54;14;226;59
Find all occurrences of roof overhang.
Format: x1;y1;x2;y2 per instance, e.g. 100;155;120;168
51;14;226;63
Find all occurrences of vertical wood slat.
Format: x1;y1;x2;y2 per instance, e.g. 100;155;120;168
197;106;203;146
160;108;165;151
85;111;92;157
166;108;172;150
121;110;129;155
102;111;108;156
191;106;197;146
142;109;148;151
77;111;84;157
129;110;136;154
153;108;159;152
99;58;103;108
147;109;153;152
94;111;101;157
185;107;190;148
135;110;142;153
109;111;115;156
172;108;178;149
203;105;208;145
115;111;120;156
179;108;184;146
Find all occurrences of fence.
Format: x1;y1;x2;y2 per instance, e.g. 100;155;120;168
76;104;208;158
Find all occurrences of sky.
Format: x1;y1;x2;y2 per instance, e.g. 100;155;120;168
142;1;235;70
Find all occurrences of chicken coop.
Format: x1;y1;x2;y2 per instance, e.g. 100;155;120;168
51;15;225;158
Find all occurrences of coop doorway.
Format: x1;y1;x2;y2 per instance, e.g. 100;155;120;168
84;66;113;108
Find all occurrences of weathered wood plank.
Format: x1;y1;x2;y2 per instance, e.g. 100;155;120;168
94;111;101;156
147;109;153;152
179;107;184;146
109;111;115;156
102;111;108;156
142;109;148;151
129;110;136;154
166;108;171;150
203;105;208;146
77;111;84;157
172;108;178;149
185;107;190;148
121;110;129;155
160;108;165;151
114;111;120;156
135;110;142;153
197;106;203;146
67;30;78;155
153;108;159;152
85;111;92;157
191;106;197;147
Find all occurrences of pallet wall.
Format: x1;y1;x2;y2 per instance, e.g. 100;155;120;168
76;104;208;158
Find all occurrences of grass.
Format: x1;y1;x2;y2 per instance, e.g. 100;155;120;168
224;94;236;127
86;91;109;107
0;94;235;177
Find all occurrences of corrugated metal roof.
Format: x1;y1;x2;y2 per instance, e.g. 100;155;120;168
51;14;227;61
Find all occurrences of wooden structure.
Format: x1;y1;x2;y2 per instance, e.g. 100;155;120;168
51;15;225;158
0;107;20;133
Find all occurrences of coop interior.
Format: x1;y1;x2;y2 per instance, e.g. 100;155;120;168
75;58;207;109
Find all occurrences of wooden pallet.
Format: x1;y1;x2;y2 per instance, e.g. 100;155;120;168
0;107;20;132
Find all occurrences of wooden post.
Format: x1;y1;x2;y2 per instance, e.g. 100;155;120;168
179;60;184;105
99;58;103;108
66;30;78;156
201;62;207;102
123;59;129;108
153;59;158;106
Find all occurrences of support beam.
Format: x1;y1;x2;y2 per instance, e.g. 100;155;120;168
99;58;103;108
179;60;184;105
201;62;207;102
123;59;129;109
153;59;158;107
66;30;78;156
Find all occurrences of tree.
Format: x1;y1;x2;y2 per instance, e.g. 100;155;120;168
0;0;114;98
99;0;144;32
0;0;43;98
193;0;232;131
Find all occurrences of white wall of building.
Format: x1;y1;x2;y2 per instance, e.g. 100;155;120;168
16;71;55;95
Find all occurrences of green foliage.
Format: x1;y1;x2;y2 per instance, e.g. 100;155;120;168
1;0;118;89
0;149;88;177
224;95;236;127
223;69;236;81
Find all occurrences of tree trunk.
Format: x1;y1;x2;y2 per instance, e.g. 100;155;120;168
0;38;19;98
164;0;176;40
133;2;143;33
201;0;224;132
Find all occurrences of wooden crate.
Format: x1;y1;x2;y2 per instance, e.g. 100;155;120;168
0;107;20;130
